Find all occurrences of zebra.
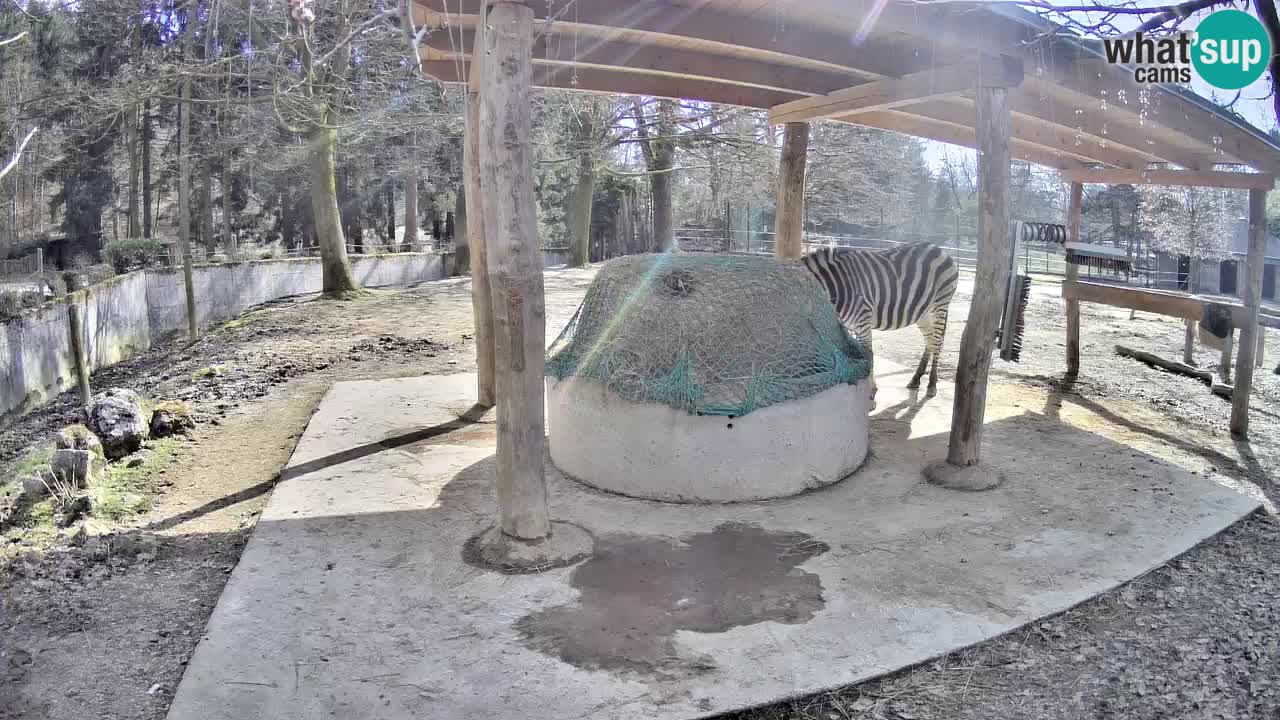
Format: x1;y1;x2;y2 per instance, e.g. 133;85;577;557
800;242;959;403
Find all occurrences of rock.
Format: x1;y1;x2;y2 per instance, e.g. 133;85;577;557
49;448;105;490
149;400;195;438
82;536;107;561
54;424;104;457
21;474;49;497
112;532;159;558
68;525;88;546
86;389;150;459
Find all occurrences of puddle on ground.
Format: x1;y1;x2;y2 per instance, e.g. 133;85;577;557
516;522;829;679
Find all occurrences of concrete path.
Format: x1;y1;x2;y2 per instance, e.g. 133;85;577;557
165;364;1259;720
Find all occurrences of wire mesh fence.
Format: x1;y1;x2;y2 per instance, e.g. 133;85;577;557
673;225;1199;293
0;248;43;280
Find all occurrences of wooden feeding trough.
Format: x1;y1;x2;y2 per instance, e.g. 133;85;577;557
413;0;1280;560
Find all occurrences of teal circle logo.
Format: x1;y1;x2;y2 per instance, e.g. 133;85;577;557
1192;9;1272;90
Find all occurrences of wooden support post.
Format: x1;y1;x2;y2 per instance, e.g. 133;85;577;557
773;122;809;259
479;1;549;541
464;62;496;408
64;274;91;408
1230;188;1267;436
939;82;1011;476
1219;328;1234;383
1258;330;1266;368
1065;181;1083;376
1183;319;1195;365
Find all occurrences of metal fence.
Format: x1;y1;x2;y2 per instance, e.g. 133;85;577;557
676;227;987;268
153;241;440;266
0;248;43;279
675;226;1191;290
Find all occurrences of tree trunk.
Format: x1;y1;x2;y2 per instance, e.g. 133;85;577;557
385;182;395;243
308;125;359;295
652;171;673;251
127;106;141;238
178;83;198;340
617;189;633;257
222;152;235;256
632;98;676;251
141;101;152;238
200;159;214;255
339;167;363;253
404;133;419;250
281;193;296;250
570;148;594;266
454;185;469;274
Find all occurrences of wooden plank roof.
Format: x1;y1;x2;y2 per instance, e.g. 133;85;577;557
414;0;1280;178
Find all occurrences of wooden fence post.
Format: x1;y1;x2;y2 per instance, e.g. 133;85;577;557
64;273;91;407
1065;181;1083;376
1183;318;1195;365
464;52;496;408
1230;188;1267;436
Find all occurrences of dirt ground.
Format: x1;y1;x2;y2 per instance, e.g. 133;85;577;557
1;266;1278;720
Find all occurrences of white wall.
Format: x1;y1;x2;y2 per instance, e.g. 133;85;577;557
0;300;73;421
146;254;449;338
2;253;449;422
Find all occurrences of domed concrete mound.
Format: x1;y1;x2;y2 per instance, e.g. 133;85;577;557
545;253;872;503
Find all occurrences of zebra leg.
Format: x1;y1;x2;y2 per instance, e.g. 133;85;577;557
859;330;877;409
907;315;933;389
925;307;949;390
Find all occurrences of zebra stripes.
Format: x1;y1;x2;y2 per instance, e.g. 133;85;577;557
800;242;959;396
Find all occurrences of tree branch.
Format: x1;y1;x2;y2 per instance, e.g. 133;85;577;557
0;30;29;47
0;127;37;181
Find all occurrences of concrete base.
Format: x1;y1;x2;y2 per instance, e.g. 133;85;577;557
923;459;1006;491
465;521;596;574
166;363;1260;720
547;376;871;502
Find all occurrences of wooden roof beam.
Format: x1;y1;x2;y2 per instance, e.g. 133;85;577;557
413;0;946;80
755;0;1043;58
421;60;806;109
1007;88;1217;171
906;97;1148;170
769;57;1023;125
1038;59;1280;174
1060;167;1276;190
835;109;1088;171
422;30;863;97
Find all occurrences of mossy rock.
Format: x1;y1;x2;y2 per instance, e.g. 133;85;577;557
55;424;105;459
150;400;195;438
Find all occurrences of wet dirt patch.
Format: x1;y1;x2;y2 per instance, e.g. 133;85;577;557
515;522;829;679
345;335;447;361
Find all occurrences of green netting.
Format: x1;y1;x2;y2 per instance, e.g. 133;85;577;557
546;253;871;417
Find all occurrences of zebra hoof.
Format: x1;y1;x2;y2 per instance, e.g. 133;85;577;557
906;380;921;390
